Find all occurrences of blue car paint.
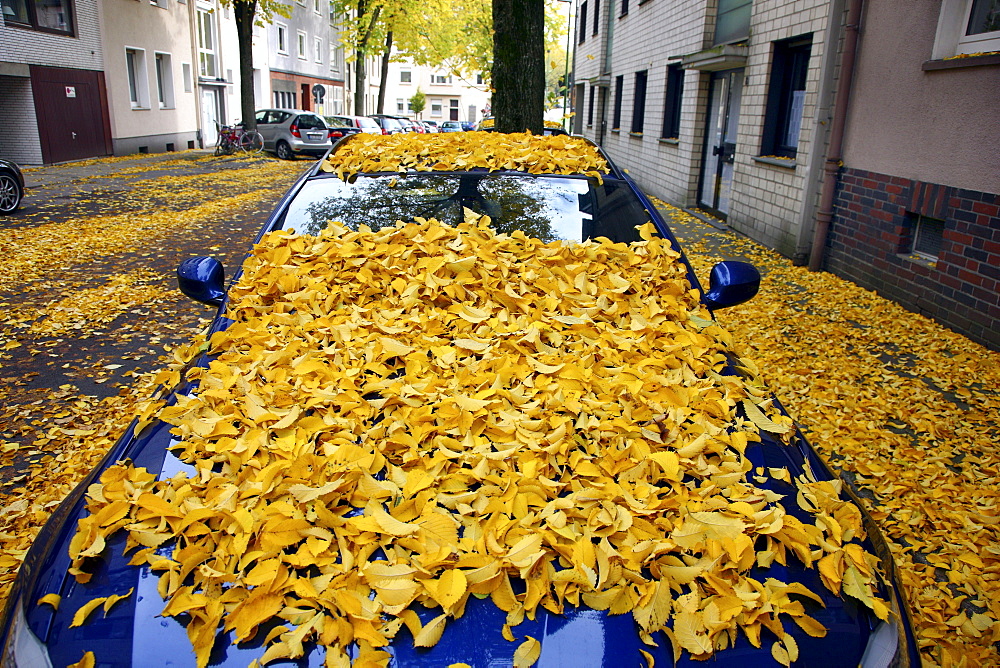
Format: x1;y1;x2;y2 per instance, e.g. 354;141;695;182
0;149;918;666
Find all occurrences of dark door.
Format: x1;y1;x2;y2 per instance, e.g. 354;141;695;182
698;69;744;218
301;84;311;111
596;86;608;146
30;66;111;163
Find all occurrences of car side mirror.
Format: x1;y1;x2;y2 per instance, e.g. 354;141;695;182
703;260;760;310
177;256;225;307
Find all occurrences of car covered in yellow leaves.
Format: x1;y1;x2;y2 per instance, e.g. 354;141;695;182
0;132;916;667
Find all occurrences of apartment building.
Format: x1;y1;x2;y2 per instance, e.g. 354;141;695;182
1;0;112;164
267;0;346;117
823;0;1000;350
575;0;999;349
385;61;490;125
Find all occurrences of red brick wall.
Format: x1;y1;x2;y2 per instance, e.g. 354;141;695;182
826;168;999;350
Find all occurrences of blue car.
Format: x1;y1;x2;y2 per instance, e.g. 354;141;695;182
0;133;917;667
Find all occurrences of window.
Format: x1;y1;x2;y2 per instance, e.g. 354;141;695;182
592;0;599;35
276;23;288;55
274;90;295;108
182;62;192;93
401;70;412;83
150;0;167;8
125;48;149;108
933;0;1000;57
154;52;174;108
587;86;595;126
902;214;946;261
397;98;405;113
313;0;321;13
431;100;443;117
196;9;217;78
476;74;484;85
432;73;452;85
661;64;683;139
0;0;74;34
579;1;588;43
761;35;811;159
314;37;323;63
332;85;344;114
612;74;623;129
620;0;628;17
713;0;752;45
331;45;344;73
450;98;459;121
298;31;307;60
630;70;647;133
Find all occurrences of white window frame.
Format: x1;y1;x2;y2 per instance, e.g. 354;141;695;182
150;0;168;8
276;23;289;55
431;99;442;117
154;51;175;109
196;8;218;79
297;30;308;60
181;62;192;93
314;36;323;63
400;70;411;84
932;0;1000;57
125;47;150;109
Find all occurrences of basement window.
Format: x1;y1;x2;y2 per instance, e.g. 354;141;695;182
901;213;946;262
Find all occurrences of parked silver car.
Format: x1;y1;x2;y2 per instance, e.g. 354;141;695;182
254;109;331;160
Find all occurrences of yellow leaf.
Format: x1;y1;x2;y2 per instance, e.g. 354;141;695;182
71;597;107;627
413;613;448;648
513;636;541;667
67;651;96;668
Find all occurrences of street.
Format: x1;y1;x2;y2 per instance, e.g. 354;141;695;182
0;154;997;665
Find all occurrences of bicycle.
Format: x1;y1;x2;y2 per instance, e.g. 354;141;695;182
214;122;264;156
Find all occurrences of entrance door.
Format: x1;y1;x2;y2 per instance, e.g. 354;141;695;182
698;69;744;217
201;88;221;145
30;66;111;163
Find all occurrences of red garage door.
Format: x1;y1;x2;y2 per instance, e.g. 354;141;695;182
30;66;112;164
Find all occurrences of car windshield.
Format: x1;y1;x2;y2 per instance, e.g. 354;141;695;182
280;172;653;244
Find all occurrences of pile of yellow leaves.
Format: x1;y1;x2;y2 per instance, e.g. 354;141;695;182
319;132;608;181
68;216;890;667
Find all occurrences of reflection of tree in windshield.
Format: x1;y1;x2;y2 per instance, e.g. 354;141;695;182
295;174;558;241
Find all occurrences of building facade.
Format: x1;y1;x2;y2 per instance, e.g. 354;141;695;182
575;0;999;350
1;0;112;164
383;61;490;125
823;0;1000;350
267;0;346;118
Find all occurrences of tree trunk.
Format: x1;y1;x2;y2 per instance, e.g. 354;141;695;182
233;0;258;131
354;46;366;115
377;30;393;114
492;0;544;134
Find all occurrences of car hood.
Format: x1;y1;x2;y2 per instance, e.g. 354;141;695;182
4;358;890;667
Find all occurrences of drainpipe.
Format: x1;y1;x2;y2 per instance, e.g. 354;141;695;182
808;0;864;272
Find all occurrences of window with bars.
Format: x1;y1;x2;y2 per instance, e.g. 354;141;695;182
902;214;947;261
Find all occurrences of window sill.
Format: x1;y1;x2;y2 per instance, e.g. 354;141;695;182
610;128;621;134
659;137;679;145
629;131;643;138
922;52;1000;70
897;253;938;270
753;155;797;169
130;105;151;111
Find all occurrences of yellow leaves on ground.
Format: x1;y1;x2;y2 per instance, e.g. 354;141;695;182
64;216;892;666
29;270;172;337
656;199;1000;667
320;132;609;181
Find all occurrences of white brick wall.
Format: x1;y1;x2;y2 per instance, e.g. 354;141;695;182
0;76;44;164
574;0;841;259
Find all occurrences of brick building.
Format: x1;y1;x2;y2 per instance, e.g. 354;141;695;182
822;0;999;350
574;0;999;350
